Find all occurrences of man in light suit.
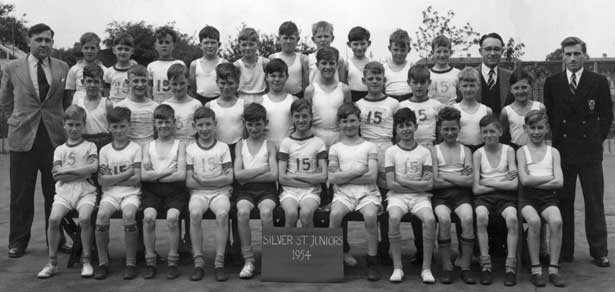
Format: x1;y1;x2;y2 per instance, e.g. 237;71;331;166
544;37;612;267
1;23;70;258
476;33;512;116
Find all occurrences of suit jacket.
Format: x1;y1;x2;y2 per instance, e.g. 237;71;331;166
0;56;69;151
544;70;613;163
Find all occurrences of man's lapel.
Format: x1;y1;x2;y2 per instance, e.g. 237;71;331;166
15;58;38;98
44;57;60;103
574;70;592;99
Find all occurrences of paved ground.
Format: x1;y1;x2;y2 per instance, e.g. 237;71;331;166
0;153;613;292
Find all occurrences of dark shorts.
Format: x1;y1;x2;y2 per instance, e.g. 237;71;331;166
292;91;304;99
84;133;112;151
236;182;278;207
464;143;484;153
351;90;368;102
195;95;219;105
474;191;517;215
433;187;473;210
142;182;188;213
519;187;559;214
389;93;413;102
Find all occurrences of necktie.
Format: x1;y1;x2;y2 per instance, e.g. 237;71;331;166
570;72;577;95
487;69;495;90
37;59;49;102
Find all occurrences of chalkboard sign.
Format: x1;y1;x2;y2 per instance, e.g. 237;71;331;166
261;227;343;282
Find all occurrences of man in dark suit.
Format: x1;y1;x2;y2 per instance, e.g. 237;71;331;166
476;33;512;116
544;36;612;267
1;23;70;258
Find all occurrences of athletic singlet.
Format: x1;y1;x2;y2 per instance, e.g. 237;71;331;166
479;144;511;181
347;58;368;91
503;101;542;146
522;145;553;177
435;144;466;175
207;98;244;145
194;57;224;98
271;52;303;94
75;97;109;134
384;61;412;96
312;82;344;131
262;94;294;146
236;57;266;94
241;139;269;169
454;103;489;146
149;139;179;170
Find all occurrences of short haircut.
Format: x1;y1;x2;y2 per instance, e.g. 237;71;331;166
80;32;101;46
509;68;534;86
524;109;548;126
113;32;135;47
198;25;220;42
265;58;288;75
393;107;417;126
167;63;188;80
278;21;299;36
238;27;259;43
64;104;87;122
431;35;452;50
28;23;54;38
363;61;385;76
337;102;361;121
128;64;148;78
348;26;370;42
479;114;502;129
408;64;431;82
154;104;175;120
312;21;334;36
479;32;504;47
437;106;461;125
389;29;410;48
154;26;179;43
193;106;216;121
83;63;104;79
244;103;267;122
458;67;480;83
290;98;312;115
107;106;131;124
216;63;240;82
316;46;339;62
560;36;587;53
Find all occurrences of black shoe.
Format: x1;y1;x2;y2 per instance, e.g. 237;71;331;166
549;273;566;287
530;273;546;287
143;265;157;279
167;265;179;279
367;265;381;281
440;269;453;284
504;271;516;286
460;270;476;284
480;270;492;285
214;267;228;282
190;267;204;281
94;264;109;280
594;256;610;267
123;265;138;280
8;247;25;258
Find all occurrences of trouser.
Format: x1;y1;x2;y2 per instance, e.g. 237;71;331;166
559;161;608;259
9;123;67;250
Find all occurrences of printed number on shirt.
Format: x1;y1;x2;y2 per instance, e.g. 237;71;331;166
296;157;311;172
156;79;171;92
417;109;427;122
365;111;383;124
404;159;422;177
63;152;77;166
436;80;450;94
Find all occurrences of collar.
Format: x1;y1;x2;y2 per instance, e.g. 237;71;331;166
566;68;584;83
481;63;498;80
28;54;50;67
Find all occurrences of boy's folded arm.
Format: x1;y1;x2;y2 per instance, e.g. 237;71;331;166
116;167;141;186
98;166;133;186
538;148;564;189
441;172;474;187
185;169;201;189
160;143;187;183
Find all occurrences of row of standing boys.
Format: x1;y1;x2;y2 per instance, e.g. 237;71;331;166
40;20;567;288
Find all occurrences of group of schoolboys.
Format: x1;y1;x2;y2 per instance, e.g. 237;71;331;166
37;19;565;288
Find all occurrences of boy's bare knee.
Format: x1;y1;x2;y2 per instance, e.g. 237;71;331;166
190;210;203;222
506;215;518;229
78;216;91;227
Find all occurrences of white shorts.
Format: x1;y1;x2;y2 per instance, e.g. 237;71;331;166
100;193;141;212
312;127;339;149
332;184;381;212
280;186;321;206
53;190;96;211
189;188;231;215
386;193;432;215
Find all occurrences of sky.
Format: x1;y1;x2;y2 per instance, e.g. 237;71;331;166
8;0;615;61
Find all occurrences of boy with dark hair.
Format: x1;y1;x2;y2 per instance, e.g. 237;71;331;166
385;29;412;101
344;26;372;101
67;32;106;104
270;21;309;98
428;35;460;105
189;25;228;104
104;32;136;104
148;26;185;103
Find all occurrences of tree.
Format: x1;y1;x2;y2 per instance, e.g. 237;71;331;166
0;3;29;55
411;6;481;58
103;21;200;66
220;23;316;63
545;48;563;61
503;37;526;62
